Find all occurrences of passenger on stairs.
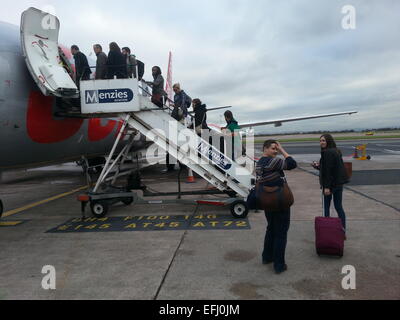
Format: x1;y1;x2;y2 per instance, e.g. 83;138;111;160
171;83;192;124
93;44;107;80
222;110;242;161
146;66;167;108
106;42;128;79
121;47;137;79
189;98;209;135
71;45;92;88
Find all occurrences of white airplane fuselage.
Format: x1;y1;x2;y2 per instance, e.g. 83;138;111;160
0;21;143;171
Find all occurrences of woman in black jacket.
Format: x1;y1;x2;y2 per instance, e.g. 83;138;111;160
313;134;349;234
106;42;127;79
190;98;209;134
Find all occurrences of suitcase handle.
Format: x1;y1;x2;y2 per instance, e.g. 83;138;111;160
321;191;325;217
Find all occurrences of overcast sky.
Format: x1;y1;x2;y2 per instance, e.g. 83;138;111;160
1;0;399;133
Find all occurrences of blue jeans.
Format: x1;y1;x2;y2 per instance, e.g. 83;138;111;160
324;186;346;231
262;209;290;272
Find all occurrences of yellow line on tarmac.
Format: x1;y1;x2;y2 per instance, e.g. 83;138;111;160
2;185;88;218
0;221;23;226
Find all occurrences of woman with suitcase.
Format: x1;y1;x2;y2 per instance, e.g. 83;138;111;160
312;134;349;237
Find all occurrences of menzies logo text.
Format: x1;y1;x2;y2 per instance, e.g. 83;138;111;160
197;142;232;171
85;89;134;104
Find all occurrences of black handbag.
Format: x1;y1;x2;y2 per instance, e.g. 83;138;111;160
246;187;262;210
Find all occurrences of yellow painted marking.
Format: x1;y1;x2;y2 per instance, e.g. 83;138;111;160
2;186;88;218
57;225;70;231
125;223;137;229
0;221;23;226
193;222;205;228
210;221;219;227
169;222;180;228
154;223;166;228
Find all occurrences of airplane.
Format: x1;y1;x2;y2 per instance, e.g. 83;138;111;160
0;7;358;216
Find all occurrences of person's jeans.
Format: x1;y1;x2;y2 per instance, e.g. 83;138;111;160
151;94;164;108
324;186;346;231
262;209;291;272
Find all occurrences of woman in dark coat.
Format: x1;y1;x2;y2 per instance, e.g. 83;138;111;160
191;98;209;134
106;42;127;79
312;134;349;234
256;140;297;274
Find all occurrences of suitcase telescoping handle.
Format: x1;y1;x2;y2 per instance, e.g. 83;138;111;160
321;190;325;217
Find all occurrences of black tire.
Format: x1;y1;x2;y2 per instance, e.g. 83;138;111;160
0;199;3;218
230;200;249;219
367;155;371;160
90;200;109;218
121;197;134;205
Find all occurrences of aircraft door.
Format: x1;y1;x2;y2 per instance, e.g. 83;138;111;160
20;7;79;98
0;55;9;107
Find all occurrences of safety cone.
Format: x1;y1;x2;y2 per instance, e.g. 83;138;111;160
186;168;196;183
353;147;358;159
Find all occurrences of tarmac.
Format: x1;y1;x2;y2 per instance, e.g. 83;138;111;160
0;139;399;300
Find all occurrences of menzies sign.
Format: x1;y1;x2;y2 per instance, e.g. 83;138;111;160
80;78;140;114
85;89;134;104
197;142;232;171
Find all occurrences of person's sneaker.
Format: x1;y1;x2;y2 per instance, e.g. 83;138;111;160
275;264;288;274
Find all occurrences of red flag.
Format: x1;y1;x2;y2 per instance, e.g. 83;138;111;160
165;51;173;103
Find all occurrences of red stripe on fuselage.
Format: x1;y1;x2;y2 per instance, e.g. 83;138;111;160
26;91;118;144
88;118;117;142
27;91;83;143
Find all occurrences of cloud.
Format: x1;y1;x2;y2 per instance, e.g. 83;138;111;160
1;0;399;132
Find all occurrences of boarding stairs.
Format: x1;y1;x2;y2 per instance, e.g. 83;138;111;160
79;78;255;198
19;7;256;218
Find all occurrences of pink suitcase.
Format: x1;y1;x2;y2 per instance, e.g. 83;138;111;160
315;194;345;257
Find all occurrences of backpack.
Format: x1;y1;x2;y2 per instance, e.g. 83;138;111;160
184;93;192;109
136;60;145;80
